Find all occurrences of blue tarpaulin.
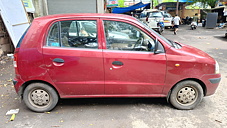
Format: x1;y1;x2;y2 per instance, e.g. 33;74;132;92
112;2;150;14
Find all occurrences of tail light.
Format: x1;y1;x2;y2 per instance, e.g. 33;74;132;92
14;48;19;75
146;17;148;22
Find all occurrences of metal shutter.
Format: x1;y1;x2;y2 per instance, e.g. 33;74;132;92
47;0;97;15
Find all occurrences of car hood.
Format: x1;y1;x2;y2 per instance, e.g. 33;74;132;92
179;43;213;60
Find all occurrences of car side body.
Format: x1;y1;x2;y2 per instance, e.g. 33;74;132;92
163;13;173;27
13;13;221;112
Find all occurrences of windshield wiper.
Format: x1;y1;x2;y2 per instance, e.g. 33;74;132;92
168;39;175;48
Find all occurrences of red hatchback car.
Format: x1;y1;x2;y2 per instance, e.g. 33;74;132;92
13;13;221;112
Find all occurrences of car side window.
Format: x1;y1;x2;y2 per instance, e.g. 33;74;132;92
104;20;155;52
46;20;98;49
47;22;60;47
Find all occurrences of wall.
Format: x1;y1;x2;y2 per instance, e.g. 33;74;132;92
0;17;14;55
32;0;105;18
33;0;47;17
168;9;200;18
183;9;200;18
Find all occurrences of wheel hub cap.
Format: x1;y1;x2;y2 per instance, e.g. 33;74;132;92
30;89;50;106
177;86;197;104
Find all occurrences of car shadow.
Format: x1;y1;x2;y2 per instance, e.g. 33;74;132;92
57;97;169;108
213;35;227;41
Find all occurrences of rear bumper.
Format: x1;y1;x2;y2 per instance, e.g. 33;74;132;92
201;74;221;96
164;22;172;27
13;80;18;86
13;78;24;96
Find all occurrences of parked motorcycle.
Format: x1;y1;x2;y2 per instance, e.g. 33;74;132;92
157;21;164;34
191;21;197;30
147;18;165;35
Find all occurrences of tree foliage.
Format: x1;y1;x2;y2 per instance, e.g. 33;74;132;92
188;0;217;8
118;0;125;7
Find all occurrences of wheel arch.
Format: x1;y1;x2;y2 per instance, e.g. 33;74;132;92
167;78;207;102
18;80;60;99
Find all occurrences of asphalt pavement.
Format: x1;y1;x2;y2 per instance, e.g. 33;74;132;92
0;24;227;128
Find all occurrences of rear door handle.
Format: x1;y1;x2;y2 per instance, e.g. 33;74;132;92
112;61;123;66
53;58;64;63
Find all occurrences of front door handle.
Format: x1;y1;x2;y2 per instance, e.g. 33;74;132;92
112;61;123;66
53;58;64;63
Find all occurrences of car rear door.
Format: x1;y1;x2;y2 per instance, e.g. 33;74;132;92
102;19;167;95
42;18;104;96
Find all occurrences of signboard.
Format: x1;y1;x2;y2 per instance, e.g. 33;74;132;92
0;0;30;47
107;0;118;7
22;0;35;13
166;3;181;10
222;2;227;5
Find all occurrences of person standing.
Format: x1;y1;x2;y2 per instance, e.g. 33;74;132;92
172;14;182;35
193;13;199;25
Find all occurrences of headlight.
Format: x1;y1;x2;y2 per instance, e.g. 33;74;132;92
215;60;220;74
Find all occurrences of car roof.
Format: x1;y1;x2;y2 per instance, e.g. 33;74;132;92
34;13;136;22
141;9;159;13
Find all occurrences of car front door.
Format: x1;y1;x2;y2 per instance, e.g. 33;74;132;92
42;19;104;96
102;20;166;95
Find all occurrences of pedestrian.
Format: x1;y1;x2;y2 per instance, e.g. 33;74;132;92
192;13;199;25
172;14;182;35
185;16;189;25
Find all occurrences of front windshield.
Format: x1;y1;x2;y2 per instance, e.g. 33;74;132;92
137;19;173;46
164;14;172;18
149;12;163;18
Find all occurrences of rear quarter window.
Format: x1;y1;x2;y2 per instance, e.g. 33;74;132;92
46;22;60;47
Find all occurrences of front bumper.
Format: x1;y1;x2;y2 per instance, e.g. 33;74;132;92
201;74;221;96
209;78;221;84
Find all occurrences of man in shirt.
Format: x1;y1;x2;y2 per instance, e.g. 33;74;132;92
193;13;199;25
172;14;182;35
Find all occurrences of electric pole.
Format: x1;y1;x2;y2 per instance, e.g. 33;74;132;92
176;0;179;15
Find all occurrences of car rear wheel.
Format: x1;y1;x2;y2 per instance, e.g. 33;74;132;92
169;80;203;110
23;83;59;112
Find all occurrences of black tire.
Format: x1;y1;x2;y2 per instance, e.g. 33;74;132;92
169;80;203;110
23;83;59;112
158;27;163;35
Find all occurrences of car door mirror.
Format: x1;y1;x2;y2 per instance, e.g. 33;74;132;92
154;38;163;54
154;38;158;53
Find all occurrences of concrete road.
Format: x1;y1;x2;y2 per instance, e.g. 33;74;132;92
0;25;227;128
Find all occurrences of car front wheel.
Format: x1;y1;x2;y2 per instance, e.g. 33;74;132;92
23;83;59;112
169;80;203;110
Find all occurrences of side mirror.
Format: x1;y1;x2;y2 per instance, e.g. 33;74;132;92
154;38;162;54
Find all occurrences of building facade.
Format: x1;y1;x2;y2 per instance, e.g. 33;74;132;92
33;0;105;17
